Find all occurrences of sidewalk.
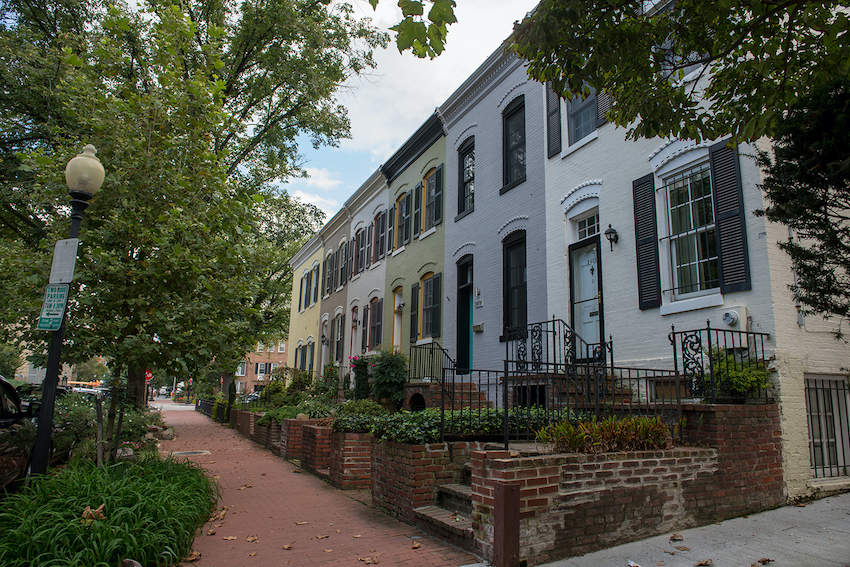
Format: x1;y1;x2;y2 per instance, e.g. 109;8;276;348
155;400;478;567
157;400;850;567
536;490;850;567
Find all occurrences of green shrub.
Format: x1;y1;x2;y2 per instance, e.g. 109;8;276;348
0;455;219;567
332;414;376;433
296;397;335;418
370;347;408;402
536;416;673;454
708;347;772;398
256;405;300;425
337;399;388;417
350;356;371;400
370;409;442;444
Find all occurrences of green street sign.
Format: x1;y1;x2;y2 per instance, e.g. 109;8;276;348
37;283;70;331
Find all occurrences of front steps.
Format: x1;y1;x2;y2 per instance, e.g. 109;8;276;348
413;468;475;551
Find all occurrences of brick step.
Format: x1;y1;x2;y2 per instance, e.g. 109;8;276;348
436;483;473;516
412;505;473;545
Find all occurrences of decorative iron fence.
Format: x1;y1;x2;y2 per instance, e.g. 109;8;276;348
805;376;850;479
196;399;231;423
669;321;772;403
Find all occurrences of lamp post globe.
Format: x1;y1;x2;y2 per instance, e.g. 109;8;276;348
30;145;104;476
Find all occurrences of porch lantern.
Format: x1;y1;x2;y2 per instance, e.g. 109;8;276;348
604;224;619;251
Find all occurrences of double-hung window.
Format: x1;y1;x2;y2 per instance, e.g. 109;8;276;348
568;87;598;146
395;193;411;249
633;140;751;310
502;97;526;192
503;231;527;336
666;164;718;296
458;138;475;216
334;313;345;362
410;273;441;341
423;166;443;232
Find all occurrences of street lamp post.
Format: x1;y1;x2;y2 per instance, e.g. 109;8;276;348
31;145;104;476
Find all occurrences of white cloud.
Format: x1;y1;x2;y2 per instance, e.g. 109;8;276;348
291;189;341;220
298;167;344;191
339;0;538;162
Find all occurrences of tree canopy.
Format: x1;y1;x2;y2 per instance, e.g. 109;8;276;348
0;0;385;405
381;1;850;143
757;78;850;335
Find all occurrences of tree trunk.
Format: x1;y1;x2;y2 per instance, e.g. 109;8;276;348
126;366;146;410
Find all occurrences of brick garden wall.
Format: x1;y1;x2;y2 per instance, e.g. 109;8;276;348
371;440;485;523
468;403;784;565
301;425;332;474
680;403;785;520
253;419;281;449
233;410;259;438
329;431;372;490
276;418;318;461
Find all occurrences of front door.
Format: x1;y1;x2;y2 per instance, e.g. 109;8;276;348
569;238;603;354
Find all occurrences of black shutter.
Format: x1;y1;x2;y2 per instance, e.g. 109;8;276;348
413;182;422;237
410;282;419;342
349;237;355;278
596;91;612;127
377;211;386;259
710;140;751;293
633;173;661;310
313;266;319;302
434;165;443;226
298;277;304;311
361;304;369;352
366;224;373;267
374;299;383;349
546;82;562;158
403;193;412;244
308;343;314;374
328;317;336;364
388;205;395;254
337;315;345;361
321;259;327;296
340;242;348;286
431;273;441;338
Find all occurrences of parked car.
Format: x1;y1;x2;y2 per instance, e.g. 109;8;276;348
0;376;35;490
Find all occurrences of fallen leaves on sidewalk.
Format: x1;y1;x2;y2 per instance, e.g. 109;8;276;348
675;546;691;551
669;533;683;542
295;521;308;525
246;535;258;542
412;541;421;549
358;555;380;564
695;560;713;566
352;534;362;538
282;542;294;550
206;529;216;536
238;484;253;490
249;552;257;557
183;551;201;562
209;508;227;522
222;536;237;541
324;549;333;552
755;560;774;565
317;534;329;539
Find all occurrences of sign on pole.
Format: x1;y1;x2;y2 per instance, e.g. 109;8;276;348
49;238;80;284
37;283;70;331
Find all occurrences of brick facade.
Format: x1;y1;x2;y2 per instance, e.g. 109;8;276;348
275;418;318;461
253;419;281;449
329;431;372;490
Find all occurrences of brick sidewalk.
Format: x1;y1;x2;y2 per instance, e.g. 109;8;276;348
156;401;478;567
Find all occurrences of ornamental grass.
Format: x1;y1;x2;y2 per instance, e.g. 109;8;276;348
0;455;219;567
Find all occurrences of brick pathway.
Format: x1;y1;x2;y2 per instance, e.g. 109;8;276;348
155;400;479;567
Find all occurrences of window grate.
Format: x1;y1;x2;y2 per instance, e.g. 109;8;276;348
806;376;850;478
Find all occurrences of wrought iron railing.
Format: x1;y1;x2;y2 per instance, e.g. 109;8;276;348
504;318;609;374
196;399;231;423
669;321;772;403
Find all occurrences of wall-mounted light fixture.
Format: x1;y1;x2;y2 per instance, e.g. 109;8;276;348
604;224;619;251
395;302;405;313
321;334;329;345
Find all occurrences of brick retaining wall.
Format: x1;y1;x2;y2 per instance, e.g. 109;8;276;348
253;419;281;449
301;425;332;474
276;418;318;460
329;431;372;489
467;403;784;565
371;440;485;523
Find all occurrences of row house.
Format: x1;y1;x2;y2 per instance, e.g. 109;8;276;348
286;38;850;499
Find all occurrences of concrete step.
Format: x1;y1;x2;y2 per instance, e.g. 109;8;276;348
437;483;473;516
413;504;473;542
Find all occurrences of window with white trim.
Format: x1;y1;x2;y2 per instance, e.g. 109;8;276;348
577;213;599;240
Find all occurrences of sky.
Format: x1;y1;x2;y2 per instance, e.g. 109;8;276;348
283;0;540;222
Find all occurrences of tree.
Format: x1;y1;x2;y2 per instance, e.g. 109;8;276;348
0;341;22;380
73;357;110;384
0;0;386;408
508;1;850;143
757;78;850;336
374;1;850;144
